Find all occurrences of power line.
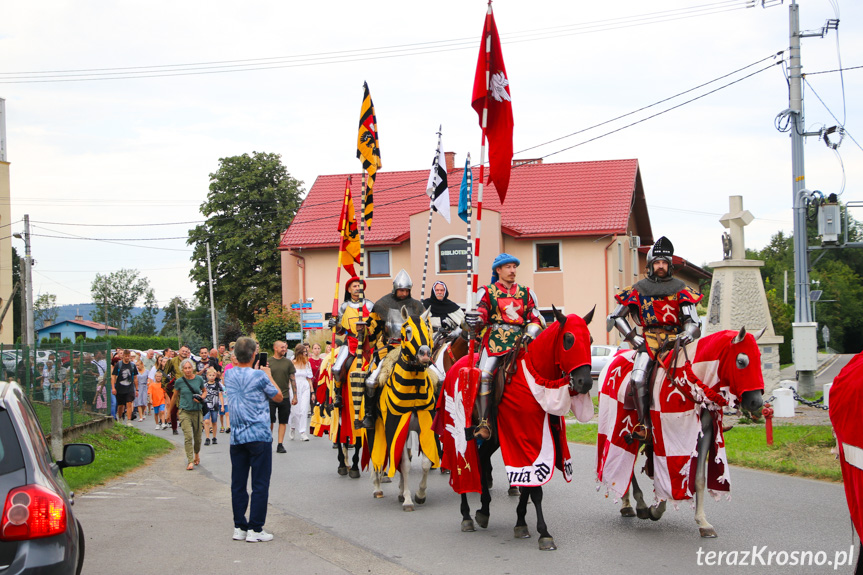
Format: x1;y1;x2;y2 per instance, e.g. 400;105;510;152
803;77;863;153
0;1;754;84
804;64;863;76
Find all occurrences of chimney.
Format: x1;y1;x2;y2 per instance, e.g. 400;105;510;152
513;158;543;167
75;314;83;321
444;151;456;173
42;319;52;328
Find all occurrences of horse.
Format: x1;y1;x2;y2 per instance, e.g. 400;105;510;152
596;326;766;538
439;306;595;550
326;352;367;480
365;306;440;511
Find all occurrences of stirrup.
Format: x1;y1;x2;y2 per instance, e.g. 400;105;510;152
627;423;651;444
474;419;493;439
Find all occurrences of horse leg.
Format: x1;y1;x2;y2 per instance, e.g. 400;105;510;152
475;444;493;528
513;486;531;539
530;487;556;551
337;442;348;476
620;484;636;517
415;451;431;504
694;411;717;538
349;437;361;479
630;471;650;520
460;494;476;532
372;467;383;499
400;442;415;512
507;479;520;497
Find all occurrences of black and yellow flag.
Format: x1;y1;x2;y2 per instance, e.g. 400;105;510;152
356;81;381;228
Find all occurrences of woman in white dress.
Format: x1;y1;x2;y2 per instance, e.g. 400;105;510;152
288;343;313;441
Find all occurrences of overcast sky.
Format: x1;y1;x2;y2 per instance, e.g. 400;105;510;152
2;0;861;309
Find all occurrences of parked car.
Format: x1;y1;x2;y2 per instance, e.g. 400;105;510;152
0;380;95;574
591;345;620;378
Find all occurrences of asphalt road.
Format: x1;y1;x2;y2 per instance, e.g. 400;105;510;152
817;354;857;386
75;419;859;575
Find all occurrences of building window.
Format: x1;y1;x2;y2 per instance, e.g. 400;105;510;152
539;308;561;325
49;332;61;340
618;242;623;272
536;242;561;271
438;238;469;273
367;250;390;277
75;332;87;340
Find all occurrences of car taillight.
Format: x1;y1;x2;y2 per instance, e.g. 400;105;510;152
1;485;67;541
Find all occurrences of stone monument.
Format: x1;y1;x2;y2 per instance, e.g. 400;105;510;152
704;196;784;393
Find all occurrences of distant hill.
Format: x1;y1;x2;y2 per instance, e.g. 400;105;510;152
53;303;166;332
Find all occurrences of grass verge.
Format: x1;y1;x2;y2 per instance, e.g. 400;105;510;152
566;423;840;482
62;424;174;492
33;403;98;435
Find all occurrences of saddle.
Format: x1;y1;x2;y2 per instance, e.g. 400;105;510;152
492;335;527;406
622;339;679;411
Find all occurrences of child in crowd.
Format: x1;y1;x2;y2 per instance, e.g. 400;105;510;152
203;367;224;445
134;360;149;422
148;370;169;430
220;352;233;433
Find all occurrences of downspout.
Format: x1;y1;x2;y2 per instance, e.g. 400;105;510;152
603;234;618;345
295;253;306;304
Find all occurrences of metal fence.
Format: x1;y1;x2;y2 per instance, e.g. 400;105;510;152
0;341;114;430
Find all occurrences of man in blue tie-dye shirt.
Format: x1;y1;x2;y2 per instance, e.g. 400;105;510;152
224;337;283;543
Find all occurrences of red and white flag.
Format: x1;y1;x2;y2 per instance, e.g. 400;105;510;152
471;5;513;204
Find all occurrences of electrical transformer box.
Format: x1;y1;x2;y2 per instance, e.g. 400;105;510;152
818;203;840;244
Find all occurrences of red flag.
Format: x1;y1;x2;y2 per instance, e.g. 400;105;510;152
471;6;513;204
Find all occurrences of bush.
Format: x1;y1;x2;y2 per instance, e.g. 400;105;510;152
92;335;181;350
253;302;301;352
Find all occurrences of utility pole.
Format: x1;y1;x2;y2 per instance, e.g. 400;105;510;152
22;215;34;357
174;300;182;346
787;0;835;396
206;242;218;350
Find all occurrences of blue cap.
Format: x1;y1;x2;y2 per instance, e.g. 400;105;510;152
491;253;520;283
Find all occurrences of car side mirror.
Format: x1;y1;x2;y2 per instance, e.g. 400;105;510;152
59;443;95;469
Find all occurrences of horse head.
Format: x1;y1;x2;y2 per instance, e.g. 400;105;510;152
399;306;433;371
722;326;766;414
531;305;594;395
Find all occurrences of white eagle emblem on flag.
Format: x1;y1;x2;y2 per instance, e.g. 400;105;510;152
490;71;511;103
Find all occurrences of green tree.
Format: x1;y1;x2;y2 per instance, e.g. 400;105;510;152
90;269;153;333
129;289;159;336
160;296;191;337
33;293;58;328
188;152;304;330
252;302;301;352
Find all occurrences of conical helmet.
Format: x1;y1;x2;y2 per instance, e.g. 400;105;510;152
392;269;413;294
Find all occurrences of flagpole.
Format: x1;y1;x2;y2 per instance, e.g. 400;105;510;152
464;152;473;309
467;2;493;368
421;200;434;299
358;170;370;370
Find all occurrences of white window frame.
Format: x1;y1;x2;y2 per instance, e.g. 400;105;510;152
533;240;563;274
435;235;470;274
366;247;393;279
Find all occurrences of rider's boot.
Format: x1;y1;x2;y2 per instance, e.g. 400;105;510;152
474;352;500;439
362;388;379;430
629;352;652;443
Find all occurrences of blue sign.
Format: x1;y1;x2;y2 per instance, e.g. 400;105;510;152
291;303;312;310
302;322;324;330
302;312;323;321
285;332;302;340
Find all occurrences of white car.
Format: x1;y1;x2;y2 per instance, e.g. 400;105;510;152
591;345;620;378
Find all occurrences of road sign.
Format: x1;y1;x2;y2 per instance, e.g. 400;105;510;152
302;312;323;321
291;303;312;310
302;322;324;330
822;324;830;343
286;331;302;340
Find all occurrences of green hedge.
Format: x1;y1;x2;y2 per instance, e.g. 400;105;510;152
91;335;181;350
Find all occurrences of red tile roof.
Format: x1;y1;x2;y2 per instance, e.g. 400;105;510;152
280;158;651;249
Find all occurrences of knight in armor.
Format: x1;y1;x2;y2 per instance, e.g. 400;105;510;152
465;253;543;436
606;236;703;442
363;269;425;429
327;276;374;407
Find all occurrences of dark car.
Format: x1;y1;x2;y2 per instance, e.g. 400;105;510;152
0;381;95;574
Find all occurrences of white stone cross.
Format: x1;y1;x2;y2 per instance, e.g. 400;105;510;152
719;195;754;260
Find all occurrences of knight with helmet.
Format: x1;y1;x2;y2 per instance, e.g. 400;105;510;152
606;236;703;442
364;269;425;429
465;253;544;436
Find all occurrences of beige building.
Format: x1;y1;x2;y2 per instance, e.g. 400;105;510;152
280;157;709;345
0;98;13;345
